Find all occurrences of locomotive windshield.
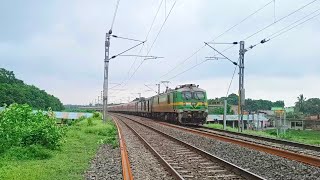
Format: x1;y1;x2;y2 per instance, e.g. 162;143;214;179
182;91;192;100
194;91;205;100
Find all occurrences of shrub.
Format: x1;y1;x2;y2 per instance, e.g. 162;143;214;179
87;117;94;126
0;104;64;152
93;112;102;119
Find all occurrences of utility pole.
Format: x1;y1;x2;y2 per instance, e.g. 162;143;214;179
223;99;227;130
160;81;170;92
138;93;141;100
238;41;246;132
101;91;103;105
103;29;112;123
156;84;160;95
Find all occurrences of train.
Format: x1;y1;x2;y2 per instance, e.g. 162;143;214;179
108;84;208;125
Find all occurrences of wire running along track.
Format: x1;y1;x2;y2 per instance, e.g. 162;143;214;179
113;113;264;180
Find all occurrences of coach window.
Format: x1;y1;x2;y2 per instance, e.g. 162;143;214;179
158;96;159;104
167;94;170;104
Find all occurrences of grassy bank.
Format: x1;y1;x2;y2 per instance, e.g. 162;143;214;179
0;116;118;180
205;123;320;146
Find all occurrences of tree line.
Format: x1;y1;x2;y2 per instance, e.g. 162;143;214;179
0;68;64;111
208;93;284;113
208;93;320;116
295;94;320;115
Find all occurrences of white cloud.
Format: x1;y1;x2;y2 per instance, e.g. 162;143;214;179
2;0;320;106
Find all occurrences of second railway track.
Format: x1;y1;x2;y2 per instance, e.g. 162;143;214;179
151;120;320;168
113;113;264;180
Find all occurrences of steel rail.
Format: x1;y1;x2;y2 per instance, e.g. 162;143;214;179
115;113;265;180
197;125;320;151
112;116;134;180
154;121;320;168
115;115;184;180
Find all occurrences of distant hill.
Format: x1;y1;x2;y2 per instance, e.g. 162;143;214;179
0;68;64;111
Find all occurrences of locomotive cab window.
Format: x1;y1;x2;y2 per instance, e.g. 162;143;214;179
182;91;192;100
194;91;205;100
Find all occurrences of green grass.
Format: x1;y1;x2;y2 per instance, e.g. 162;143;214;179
264;129;320;145
205;123;320;145
0;117;118;180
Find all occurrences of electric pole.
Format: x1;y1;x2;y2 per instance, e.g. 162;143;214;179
156;84;160;95
160;81;170;92
101;91;103;105
238;41;246;132
103;30;112;123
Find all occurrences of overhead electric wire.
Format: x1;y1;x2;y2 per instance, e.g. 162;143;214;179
111;0;175;95
244;0;318;41
111;0;164;92
209;0;274;42
158;0;273;80
204;42;238;66
127;0;164;76
226;60;239;97
221;0;319;53
166;47;236;81
166;59;209;80
269;9;320;39
110;0;121;30
247;7;320;50
110;41;145;59
125;0;177;83
112;35;144;42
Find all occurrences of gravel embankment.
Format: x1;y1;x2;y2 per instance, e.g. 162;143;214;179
85;144;122;180
117;119;174;180
131;116;320;180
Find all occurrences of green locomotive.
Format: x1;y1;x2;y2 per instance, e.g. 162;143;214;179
109;84;208;125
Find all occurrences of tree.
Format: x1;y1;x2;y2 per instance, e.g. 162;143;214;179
273;100;285;107
226;93;238;105
0;68;64;110
304;98;320;115
295;94;306;113
208;104;233;115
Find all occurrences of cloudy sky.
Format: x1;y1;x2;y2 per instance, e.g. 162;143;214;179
1;0;320;106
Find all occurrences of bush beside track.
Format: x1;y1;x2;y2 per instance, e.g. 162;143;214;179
0;105;118;180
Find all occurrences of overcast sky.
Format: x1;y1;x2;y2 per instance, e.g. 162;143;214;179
1;0;320;106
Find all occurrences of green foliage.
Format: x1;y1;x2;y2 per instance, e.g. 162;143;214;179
208;93;285;112
265;129;320;145
0;104;64;153
208;104;233;115
294;94;320;115
87;117;94;126
0;116;118;180
93;111;102;119
303;98;320;115
295;94;306;113
3;145;52;160
0;68;64;110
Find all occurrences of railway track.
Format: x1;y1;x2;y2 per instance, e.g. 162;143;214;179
113;114;264;180
193;126;320;157
147;120;320;168
113;116;134;180
197;125;320;151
